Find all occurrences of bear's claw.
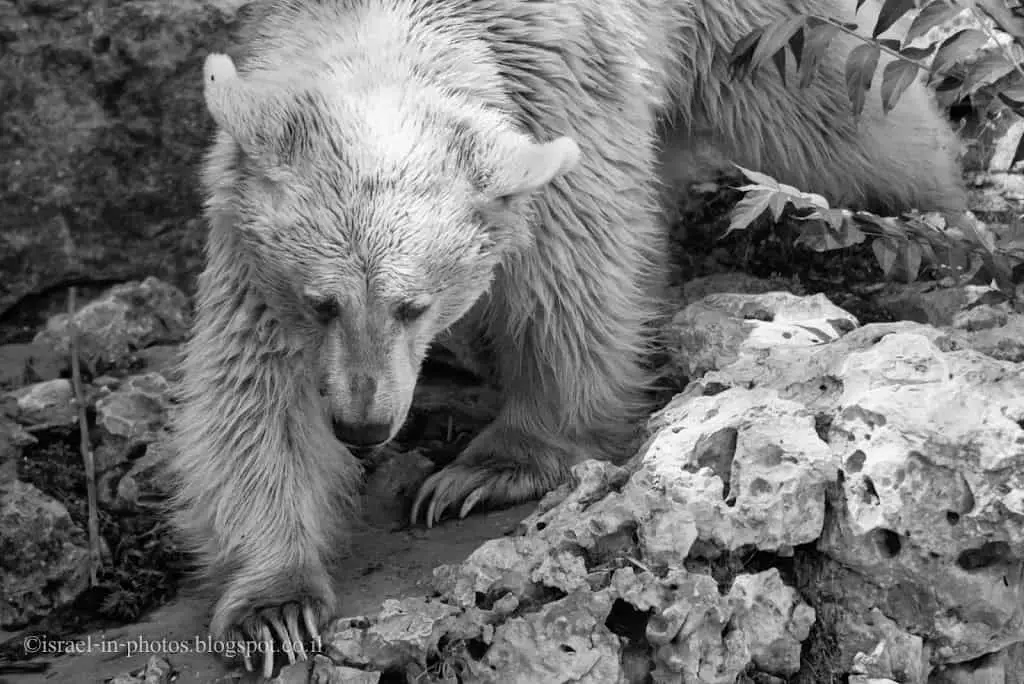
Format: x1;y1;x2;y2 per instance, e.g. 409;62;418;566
225;599;324;679
410;430;576;528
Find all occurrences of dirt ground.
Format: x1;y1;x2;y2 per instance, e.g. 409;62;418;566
2;502;535;684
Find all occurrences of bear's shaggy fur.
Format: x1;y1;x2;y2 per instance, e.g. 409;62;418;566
169;0;966;673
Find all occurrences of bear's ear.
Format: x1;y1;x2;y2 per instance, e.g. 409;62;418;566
202;52;312;169
487;135;580;199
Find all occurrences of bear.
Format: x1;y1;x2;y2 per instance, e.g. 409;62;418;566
168;0;966;676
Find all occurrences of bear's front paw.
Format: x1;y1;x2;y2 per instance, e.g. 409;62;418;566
217;596;331;680
410;423;583;528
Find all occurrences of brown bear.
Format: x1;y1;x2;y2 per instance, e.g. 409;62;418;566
169;0;966;676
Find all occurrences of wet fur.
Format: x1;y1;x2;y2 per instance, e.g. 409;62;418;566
168;0;965;664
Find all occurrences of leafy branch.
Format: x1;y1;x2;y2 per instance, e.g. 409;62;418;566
726;165;1021;289
729;0;1024;117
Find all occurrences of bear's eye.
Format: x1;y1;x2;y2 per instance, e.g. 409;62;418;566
394;300;429;324
308;296;340;322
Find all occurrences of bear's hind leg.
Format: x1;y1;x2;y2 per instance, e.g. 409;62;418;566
169;277;361;677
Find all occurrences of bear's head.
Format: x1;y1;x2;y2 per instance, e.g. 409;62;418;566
201;53;579;449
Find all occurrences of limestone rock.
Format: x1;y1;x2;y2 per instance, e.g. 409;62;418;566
669;290;859;380
640;386;838;554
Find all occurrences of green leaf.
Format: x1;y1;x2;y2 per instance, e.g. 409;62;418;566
726;190;774;235
750;15;809;78
905;1;963;45
975;0;1024;41
881;59;920;113
872;237;900;277
800;22;842;88
931;29;990;75
874;0;917;39
957;49;1020;99
789;26;806;69
728;28;764;80
735;165;784;188
845;43;881;116
900;45;936;61
899;240;924;282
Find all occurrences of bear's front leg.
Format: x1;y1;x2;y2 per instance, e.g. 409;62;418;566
411;417;592;526
413;185;664;527
168;287;361;678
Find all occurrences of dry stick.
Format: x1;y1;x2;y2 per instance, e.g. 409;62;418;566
69;286;102;586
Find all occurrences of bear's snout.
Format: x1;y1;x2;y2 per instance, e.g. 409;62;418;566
333;419;393;448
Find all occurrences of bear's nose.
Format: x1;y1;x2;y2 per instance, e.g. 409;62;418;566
333;420;392;448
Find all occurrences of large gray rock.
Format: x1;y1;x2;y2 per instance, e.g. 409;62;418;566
0;0;249;316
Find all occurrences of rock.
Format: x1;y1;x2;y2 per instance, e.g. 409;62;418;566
106;655;174;684
821;332;1024;664
669;290;859;380
639;386;838;555
846;610;929;683
94;372;172;460
0;479;91;628
0;415;36;485
950;304;1008;332
475;590;624;683
0;341;67;390
928;649;1009;684
680;273;793;304
0;0;247;316
953;312;1024;362
34;278;191;372
729;569;815;677
109;439;174;512
8;378;77;427
273;656;382;684
873;283;970;328
326;597;462;672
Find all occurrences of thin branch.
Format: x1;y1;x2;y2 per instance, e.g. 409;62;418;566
967;4;1024;85
69;286;102;586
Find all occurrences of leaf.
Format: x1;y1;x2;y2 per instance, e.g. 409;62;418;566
789;26;806;69
750;15;809;78
881;59;920;113
957;49;1020;98
931;29;990;75
845;43;882;116
798;211;866;249
905;1;963;45
800;22;842;88
975;0;1024;41
872;237;900;277
900;45;937;61
874;0;917;38
728;28;764;80
899;240;924;281
726;190;774;235
768;188;790;221
735;165;784;188
773;47;789;86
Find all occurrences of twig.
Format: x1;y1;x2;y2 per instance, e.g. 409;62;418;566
69;287;102;586
967;4;1024;85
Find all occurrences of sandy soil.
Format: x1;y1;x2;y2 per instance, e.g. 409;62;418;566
5;503;535;684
